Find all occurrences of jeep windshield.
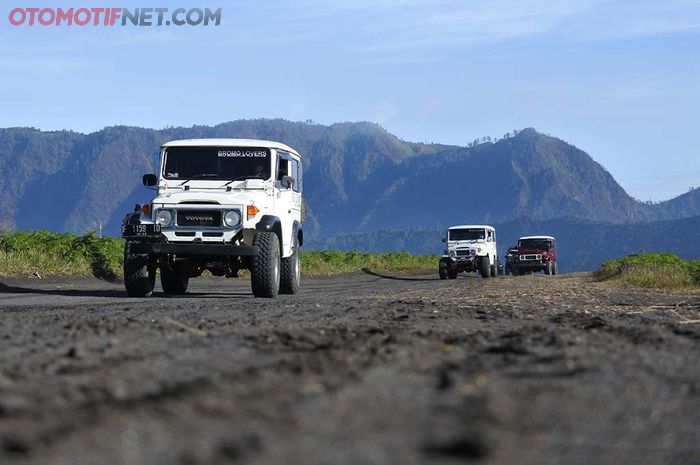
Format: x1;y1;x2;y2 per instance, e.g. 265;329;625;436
163;147;271;181
448;229;485;241
519;239;552;249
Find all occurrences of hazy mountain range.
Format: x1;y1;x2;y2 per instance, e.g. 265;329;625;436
0;119;698;270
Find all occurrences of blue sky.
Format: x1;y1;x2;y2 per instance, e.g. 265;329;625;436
1;0;699;201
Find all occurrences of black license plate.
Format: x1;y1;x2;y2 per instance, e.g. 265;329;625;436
122;224;162;237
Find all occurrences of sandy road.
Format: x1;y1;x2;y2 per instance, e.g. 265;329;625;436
0;272;699;465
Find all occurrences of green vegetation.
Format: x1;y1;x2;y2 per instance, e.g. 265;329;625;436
301;250;437;275
0;231;123;280
0;231;437;280
599;253;700;290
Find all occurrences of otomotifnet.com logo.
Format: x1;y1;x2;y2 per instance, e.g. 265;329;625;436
8;7;222;26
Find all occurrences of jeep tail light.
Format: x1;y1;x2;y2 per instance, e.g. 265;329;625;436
142;203;152;215
247;205;259;219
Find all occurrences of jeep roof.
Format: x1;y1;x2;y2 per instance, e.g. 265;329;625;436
518;235;555;240
162;138;300;155
448;225;495;231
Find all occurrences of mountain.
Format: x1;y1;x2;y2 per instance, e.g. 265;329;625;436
647;187;700;221
344;128;648;232
0;120;699;255
309;215;700;273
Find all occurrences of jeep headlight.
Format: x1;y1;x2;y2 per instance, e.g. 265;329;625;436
156;209;174;227
477;247;483;254
223;210;242;227
449;250;456;258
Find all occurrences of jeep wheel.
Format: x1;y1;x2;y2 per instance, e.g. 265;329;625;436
490;261;498;277
552;261;558;276
160;269;189;295
480;256;491;279
250;231;281;298
280;236;301;294
544;261;552;275
124;242;155;297
439;260;448;280
447;267;458;279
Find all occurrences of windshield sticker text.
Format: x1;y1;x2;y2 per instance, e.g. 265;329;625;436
218;150;268;158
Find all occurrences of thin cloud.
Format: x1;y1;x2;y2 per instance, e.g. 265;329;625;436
255;0;700;59
570;0;700;39
354;0;594;53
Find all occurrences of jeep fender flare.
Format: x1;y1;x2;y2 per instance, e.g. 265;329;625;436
293;220;304;247
123;212;142;225
255;215;283;250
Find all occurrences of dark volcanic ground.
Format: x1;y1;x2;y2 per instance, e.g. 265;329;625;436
0;272;699;465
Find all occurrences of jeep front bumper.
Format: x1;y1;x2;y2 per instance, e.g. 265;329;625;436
129;242;258;257
514;260;548;270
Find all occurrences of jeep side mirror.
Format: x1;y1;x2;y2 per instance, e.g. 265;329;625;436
143;174;157;186
281;175;294;189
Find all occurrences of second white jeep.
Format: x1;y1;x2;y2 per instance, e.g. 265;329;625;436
121;138;304;298
439;225;498;279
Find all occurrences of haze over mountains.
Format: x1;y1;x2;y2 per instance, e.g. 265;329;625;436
0;119;698;270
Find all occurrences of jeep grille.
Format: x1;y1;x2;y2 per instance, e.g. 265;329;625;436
176;210;222;227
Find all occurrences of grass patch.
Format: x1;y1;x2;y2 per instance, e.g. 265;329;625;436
301;250;437;276
0;231;436;280
0;231;123;280
598;253;700;290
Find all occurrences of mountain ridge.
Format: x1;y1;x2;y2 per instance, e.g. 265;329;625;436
0;120;698;242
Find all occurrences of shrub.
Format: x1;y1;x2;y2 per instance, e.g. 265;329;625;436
0;231;123;279
599;253;700;289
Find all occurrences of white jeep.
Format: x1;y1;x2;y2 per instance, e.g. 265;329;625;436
121;139;304;298
439;225;498;279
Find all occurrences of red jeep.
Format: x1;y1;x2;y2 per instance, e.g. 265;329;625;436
511;236;557;275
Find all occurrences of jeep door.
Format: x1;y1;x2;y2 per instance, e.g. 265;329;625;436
275;151;303;256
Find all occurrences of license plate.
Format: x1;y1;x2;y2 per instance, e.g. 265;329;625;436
122;224;162;237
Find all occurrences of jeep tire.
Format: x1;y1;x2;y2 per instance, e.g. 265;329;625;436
480;256;491;279
250;231;281;298
124;241;155;297
447;266;458;279
552;261;558;275
160;269;189;295
490;261;498;277
280;236;300;294
439;259;449;280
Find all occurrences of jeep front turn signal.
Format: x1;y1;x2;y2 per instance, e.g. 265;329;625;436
247;205;259;219
142;203;152;215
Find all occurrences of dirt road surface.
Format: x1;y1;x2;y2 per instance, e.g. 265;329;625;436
1;272;699;465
